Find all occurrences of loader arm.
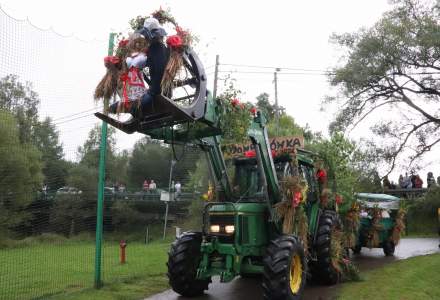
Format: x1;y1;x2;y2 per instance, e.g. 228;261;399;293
247;113;281;219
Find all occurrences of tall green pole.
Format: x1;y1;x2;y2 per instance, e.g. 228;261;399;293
94;32;115;288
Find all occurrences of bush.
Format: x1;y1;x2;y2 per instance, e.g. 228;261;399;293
406;187;440;235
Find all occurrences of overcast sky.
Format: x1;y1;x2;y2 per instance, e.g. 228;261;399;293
2;0;437;182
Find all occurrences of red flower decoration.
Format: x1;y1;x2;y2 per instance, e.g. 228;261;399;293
335;194;343;205
244;150;256;158
250;107;257;115
104;56;120;66
166;35;183;49
292;192;302;208
316;169;327;184
231;98;240;107
118;39;129;48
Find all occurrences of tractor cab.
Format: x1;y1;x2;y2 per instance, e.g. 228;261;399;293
230;150;321;206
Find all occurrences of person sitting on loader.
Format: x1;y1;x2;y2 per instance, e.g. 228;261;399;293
109;17;169;127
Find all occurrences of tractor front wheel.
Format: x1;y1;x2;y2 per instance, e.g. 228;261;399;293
167;232;210;297
312;210;342;285
262;235;306;300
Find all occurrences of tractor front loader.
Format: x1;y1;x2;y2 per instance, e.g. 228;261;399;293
96;48;344;299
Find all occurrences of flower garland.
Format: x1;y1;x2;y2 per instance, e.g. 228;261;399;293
274;172;309;251
343;202;360;249
391;207;406;245
367;206;383;248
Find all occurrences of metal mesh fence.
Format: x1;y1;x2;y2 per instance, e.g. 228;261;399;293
0;6;210;299
0;6;106;299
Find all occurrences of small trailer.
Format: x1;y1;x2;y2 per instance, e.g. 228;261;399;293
353;193;403;256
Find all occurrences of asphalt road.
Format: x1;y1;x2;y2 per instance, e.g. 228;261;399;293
145;238;439;300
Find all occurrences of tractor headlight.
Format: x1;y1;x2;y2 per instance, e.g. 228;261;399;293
210;225;220;233
225;225;235;234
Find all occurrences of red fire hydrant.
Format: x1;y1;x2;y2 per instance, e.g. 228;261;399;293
119;240;127;264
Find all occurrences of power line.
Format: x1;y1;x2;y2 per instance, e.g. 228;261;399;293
218;70;332;76
220;63;329;73
52;106;103;122
53;113;96;125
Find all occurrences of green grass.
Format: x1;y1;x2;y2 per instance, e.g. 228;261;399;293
337;253;440;300
0;239;171;300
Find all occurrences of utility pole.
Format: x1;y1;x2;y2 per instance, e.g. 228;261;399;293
213;55;220;99
274;68;281;135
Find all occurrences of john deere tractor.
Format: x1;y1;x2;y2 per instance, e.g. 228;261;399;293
96;48;343;299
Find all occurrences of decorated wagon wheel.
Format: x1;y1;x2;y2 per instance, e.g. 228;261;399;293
163;47;207;112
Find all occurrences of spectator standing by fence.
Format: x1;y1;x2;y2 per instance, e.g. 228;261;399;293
398;174;404;188
175;181;182;199
427;172;436;188
149;180;157;190
414;175;423;188
143;179;150;192
383;176;392;190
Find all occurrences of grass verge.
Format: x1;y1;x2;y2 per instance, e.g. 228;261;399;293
0;238;171;300
337;253;440;300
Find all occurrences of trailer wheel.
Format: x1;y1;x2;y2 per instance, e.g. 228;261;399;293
352;244;362;254
167;232;210;297
383;240;395;256
262;235;306;300
312;210;341;285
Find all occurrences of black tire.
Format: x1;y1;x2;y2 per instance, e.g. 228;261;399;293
352;244;362;254
383;240;395;256
312;210;341;285
167;232;210;297
240;273;261;279
262;235;306;300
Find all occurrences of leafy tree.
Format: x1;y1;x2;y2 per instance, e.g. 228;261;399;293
50;163;98;236
0;110;42;237
127;137;172;189
76;124;124;184
267;114;305;138
328;0;440;173
307;132;382;210
0;75;39;144
33;117;70;190
256;92;275;121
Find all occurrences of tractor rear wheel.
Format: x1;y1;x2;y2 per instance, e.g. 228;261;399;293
383;240;395;256
167;232;210;297
312;210;341;285
262;235;306;300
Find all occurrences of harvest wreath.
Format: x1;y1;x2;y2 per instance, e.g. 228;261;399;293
94;8;196;112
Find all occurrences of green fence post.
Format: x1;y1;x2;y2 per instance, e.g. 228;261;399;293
94;32;115;289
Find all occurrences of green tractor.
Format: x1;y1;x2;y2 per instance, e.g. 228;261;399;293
96;49;344;299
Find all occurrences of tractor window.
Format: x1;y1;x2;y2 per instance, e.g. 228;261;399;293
299;163;319;201
232;160;264;201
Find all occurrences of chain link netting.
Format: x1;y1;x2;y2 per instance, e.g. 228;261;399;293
0;6;210;299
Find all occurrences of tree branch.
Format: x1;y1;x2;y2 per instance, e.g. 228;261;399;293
384;119;432;176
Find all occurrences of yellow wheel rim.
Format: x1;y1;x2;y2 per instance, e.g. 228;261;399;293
289;254;302;294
